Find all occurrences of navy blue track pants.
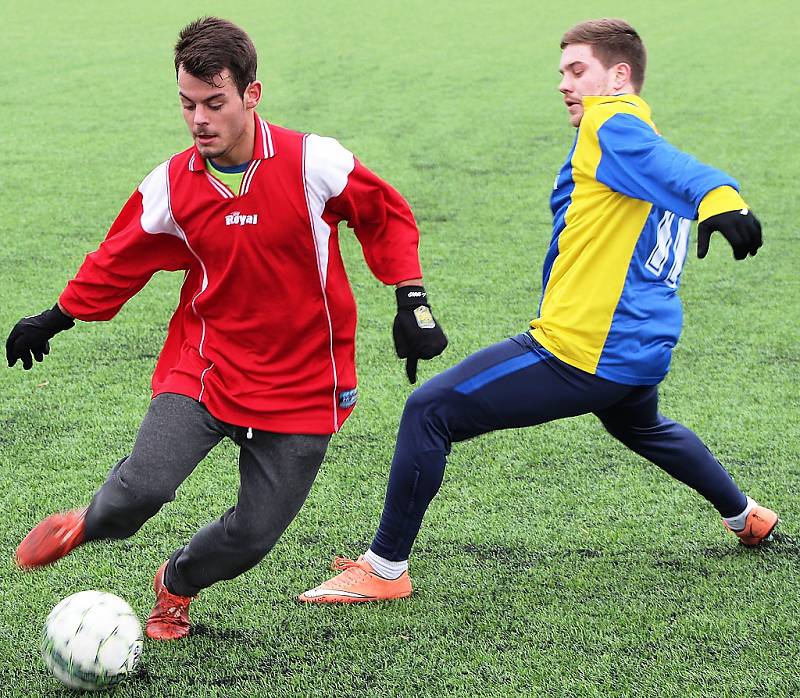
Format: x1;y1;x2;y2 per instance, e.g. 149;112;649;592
371;333;746;561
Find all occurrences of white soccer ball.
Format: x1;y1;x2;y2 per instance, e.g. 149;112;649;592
41;590;143;691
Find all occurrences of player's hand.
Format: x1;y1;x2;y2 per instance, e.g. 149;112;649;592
697;208;762;260
393;286;448;384
6;304;75;370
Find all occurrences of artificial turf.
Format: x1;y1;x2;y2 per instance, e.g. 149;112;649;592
1;1;798;695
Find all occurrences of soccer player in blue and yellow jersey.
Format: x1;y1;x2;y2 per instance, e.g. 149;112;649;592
299;18;777;603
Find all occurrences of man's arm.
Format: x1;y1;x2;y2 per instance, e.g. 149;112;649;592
7;166;193;369
304;134;447;383
589;112;762;259
59;166;192;321
337;162;448;384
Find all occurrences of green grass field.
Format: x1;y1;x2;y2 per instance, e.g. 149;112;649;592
2;0;799;695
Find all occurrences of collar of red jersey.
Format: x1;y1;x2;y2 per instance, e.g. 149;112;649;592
188;113;276;172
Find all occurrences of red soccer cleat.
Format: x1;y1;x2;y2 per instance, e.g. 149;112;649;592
15;508;87;569
145;561;195;641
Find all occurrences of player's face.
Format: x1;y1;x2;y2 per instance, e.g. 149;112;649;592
178;67;261;167
558;43;619;127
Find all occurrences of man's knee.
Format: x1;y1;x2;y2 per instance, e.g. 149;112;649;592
599;412;671;446
116;459;179;510
599;416;632;443
239;535;276;565
403;383;453;428
87;458;178;539
222;511;281;563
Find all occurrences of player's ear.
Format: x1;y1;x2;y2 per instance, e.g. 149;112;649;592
612;62;632;91
244;81;262;110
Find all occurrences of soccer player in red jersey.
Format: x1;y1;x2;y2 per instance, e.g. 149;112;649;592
8;17;447;639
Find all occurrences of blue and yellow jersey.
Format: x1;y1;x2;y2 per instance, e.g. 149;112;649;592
531;94;745;385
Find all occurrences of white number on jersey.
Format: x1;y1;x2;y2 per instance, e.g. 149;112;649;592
645;211;690;287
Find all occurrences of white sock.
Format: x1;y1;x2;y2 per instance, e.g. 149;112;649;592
363;549;408;580
723;496;756;531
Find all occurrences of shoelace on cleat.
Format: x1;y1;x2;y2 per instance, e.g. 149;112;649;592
49;514;85;548
49;510;85;543
152;596;192;626
332;556;359;571
57;526;79;545
743;511;769;535
328;558;370;589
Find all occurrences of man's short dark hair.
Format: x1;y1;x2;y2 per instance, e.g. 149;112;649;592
174;17;257;97
561;18;647;93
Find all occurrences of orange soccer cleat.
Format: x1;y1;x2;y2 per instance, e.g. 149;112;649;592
297;556;413;604
15;508;87;569
724;504;779;546
145;561;195;641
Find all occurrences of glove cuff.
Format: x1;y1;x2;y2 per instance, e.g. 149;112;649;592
43;304;76;331
396;285;428;310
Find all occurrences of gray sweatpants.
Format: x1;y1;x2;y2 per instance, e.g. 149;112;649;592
84;393;330;596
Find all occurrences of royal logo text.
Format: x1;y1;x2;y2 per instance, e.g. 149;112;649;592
225;212;259;226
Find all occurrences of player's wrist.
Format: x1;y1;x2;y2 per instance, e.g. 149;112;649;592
42;304;76;332
395;285;429;310
698;186;747;222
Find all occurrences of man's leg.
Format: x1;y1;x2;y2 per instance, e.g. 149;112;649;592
299;333;634;602
370;337;632;563
594;385;777;543
146;428;328;640
16;393;223;568
165;431;330;597
85;393;224;540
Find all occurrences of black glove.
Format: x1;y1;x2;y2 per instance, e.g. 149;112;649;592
6;304;75;370
393;286;448;384
697;208;762;260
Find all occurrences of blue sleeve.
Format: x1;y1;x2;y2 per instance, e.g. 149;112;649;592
595;113;738;220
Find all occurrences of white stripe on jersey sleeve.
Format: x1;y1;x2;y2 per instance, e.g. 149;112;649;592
138;161;182;237
302;134;355;287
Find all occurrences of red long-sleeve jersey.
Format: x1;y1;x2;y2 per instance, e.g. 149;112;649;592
59;114;422;434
